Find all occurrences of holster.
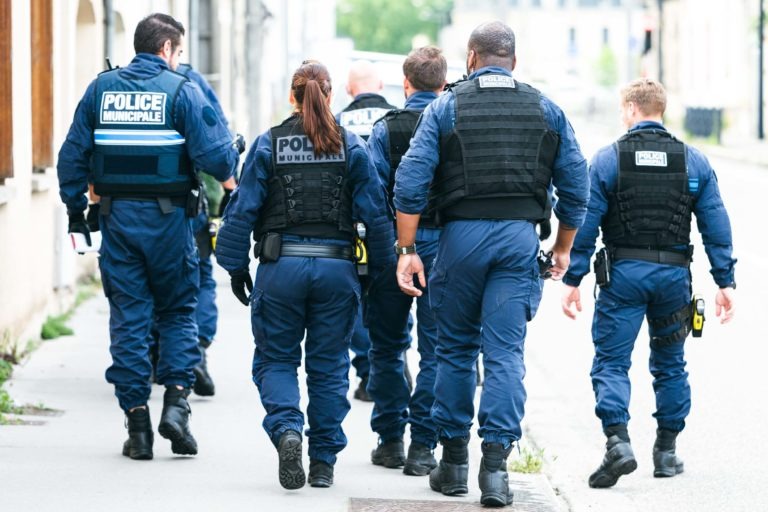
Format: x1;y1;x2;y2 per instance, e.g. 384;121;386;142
185;175;204;218
259;232;282;263
594;247;611;288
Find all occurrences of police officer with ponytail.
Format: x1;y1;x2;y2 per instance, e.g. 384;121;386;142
393;21;589;506
57;13;238;460
561;78;736;489
215;60;394;490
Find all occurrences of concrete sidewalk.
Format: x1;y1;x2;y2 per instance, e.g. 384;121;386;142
0;265;563;512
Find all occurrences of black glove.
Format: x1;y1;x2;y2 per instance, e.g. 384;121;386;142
233;133;246;155
219;188;233;217
68;212;92;246
86;203;101;232
230;268;253;306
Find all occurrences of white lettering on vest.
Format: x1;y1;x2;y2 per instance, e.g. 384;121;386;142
100;92;167;125
275;136;346;164
635;151;668;167
478;75;516;88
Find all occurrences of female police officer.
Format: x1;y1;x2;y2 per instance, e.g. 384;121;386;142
215;60;394;490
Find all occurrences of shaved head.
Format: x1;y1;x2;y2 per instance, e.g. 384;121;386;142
346;60;383;97
467;21;516;71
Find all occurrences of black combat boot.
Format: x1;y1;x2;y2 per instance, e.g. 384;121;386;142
122;406;153;460
277;430;305;490
353;376;372;402
158;387;198;455
429;436;469;496
403;442;437;476
653;428;684;477
371;438;406;468
308;459;334;488
588;435;637;488
192;338;215;397
478;442;514;507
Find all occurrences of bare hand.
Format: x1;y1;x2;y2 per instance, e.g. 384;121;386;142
396;253;425;297
715;287;735;324
561;284;582;319
548;247;571;281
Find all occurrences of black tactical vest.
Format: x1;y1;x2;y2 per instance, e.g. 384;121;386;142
256;116;354;240
602;128;693;249
339;94;396;141
432;74;558;223
382;109;437;228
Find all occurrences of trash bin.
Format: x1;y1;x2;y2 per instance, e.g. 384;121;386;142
684;107;722;143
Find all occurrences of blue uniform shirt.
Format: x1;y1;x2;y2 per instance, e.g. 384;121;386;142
180;65;229;128
393;66;589;229
215;124;395;274
564;120;737;287
58;53;238;215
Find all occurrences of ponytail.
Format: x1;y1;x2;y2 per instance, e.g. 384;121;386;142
290;61;342;156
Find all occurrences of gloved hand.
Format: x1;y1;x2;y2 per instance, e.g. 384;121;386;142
86;203;101;232
68;212;92;246
219;188;233;217
230;268;253;306
233;133;246;155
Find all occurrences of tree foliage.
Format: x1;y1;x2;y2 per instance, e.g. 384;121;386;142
337;0;453;55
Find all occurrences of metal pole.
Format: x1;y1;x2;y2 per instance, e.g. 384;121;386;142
657;0;663;84
759;0;765;139
189;0;199;69
103;0;114;65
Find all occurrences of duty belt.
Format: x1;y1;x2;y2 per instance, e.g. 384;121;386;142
611;247;690;267
280;243;354;260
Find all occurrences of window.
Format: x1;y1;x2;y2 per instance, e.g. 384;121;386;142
0;0;12;183
31;0;53;172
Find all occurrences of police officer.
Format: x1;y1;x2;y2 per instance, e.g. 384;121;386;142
335;60;398;401
57;13;238;460
365;46;446;476
215;60;394;490
561;78;736;488
394;21;589;506
173;62;241;397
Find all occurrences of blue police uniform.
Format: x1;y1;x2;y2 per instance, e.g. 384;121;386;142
215;118;394;466
366;91;441;449
336;93;397;396
58;53;237;412
563;120;736;433
394;67;589;447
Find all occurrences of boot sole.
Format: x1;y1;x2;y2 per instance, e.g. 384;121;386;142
308;476;333;488
122;446;153;460
372;455;405;468
429;479;468;496
403;460;437;476
589;457;637;488
480;491;514;507
278;437;306;490
654;463;684;478
158;422;198;455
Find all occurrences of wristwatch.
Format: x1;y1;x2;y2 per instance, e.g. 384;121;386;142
394;241;417;255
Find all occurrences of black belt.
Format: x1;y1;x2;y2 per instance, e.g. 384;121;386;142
612;247;690;267
280;243;354;260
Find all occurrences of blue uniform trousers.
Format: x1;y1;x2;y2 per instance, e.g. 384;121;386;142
591;260;692;432
250;246;361;465
100;201;201;412
191;211;218;343
429;220;543;446
350;304;371;379
367;228;440;447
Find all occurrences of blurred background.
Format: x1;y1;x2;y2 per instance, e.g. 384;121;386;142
0;0;764;357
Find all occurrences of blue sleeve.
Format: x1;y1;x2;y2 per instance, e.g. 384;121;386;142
688;148;737;286
185;68;229;128
563;145;615;287
57;80;97;215
175;82;238;182
367;120;393;192
215;133;270;272
347;132;396;272
541;96;590;228
393;95;448;214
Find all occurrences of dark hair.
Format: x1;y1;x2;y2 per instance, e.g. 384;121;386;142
468;21;515;68
134;13;185;55
403;46;447;91
291;61;342;156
